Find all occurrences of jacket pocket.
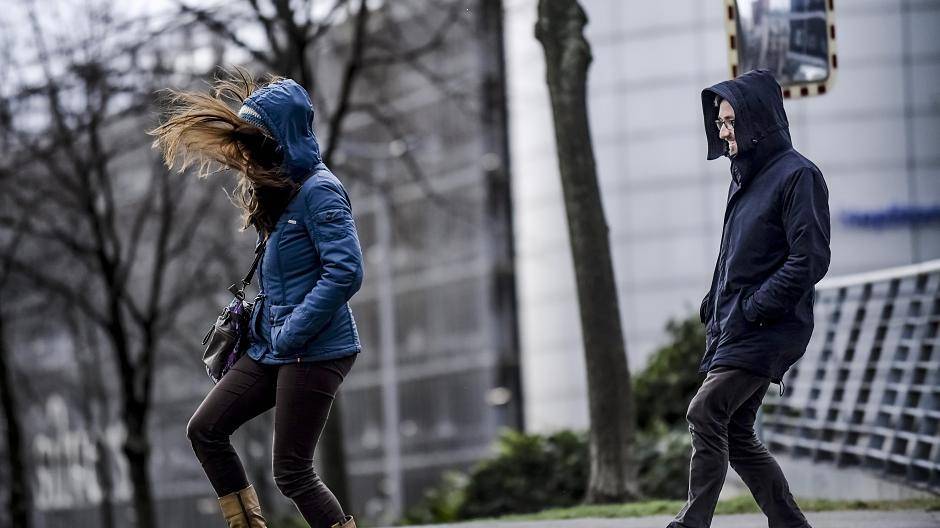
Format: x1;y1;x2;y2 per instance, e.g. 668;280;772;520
269;303;300;356
313;208;355;242
737;288;765;330
700;293;712;325
271;323;283;353
722;288;758;340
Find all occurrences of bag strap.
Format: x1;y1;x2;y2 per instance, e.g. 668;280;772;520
228;236;266;300
242;235;267;286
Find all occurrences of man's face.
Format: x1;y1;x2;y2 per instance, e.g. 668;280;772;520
717;100;737;157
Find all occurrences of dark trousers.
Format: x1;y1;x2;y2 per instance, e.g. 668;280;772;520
668;366;810;528
187;353;356;528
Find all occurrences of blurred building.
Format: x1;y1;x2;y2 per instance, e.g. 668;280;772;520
331;2;522;524
503;0;940;432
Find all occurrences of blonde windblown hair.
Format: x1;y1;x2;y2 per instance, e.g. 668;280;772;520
149;67;297;235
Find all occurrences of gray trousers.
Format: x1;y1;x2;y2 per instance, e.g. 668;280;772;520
668;366;810;528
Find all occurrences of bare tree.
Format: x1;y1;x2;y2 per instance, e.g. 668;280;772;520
535;0;640;503
0;3;245;526
0;193;38;528
63;308;117;528
0;23;37;528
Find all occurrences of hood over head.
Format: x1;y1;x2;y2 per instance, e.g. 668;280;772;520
238;78;321;181
701;69;792;181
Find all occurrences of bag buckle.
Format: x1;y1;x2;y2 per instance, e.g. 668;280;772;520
228;282;245;300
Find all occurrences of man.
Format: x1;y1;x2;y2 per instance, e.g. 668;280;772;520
667;69;830;528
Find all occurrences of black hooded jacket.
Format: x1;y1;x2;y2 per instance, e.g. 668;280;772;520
699;70;831;384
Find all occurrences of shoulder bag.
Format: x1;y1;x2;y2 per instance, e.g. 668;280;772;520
201;234;267;383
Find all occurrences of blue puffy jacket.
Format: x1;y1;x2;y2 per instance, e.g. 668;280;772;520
242;79;364;364
698;70;831;384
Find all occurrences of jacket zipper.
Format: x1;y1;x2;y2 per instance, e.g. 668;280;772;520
710;175;746;343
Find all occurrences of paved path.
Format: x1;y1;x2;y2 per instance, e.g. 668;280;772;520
386;509;940;528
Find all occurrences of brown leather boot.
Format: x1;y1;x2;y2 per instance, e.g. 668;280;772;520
218;484;268;528
331;515;356;528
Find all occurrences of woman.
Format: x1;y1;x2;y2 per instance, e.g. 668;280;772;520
150;69;363;528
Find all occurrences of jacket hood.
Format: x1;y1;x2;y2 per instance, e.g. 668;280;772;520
241;79;322;181
701;69;791;163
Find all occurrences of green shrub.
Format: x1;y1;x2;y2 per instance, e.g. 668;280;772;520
456;429;588;519
404;427;693;523
633;316;705;430
635;423;692;499
400;471;468;525
630;314;702;499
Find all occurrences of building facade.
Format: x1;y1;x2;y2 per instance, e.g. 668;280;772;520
334;2;521;524
504;0;940;432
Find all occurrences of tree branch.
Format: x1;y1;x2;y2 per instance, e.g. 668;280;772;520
246;0;285;60
305;0;349;45
361;1;464;67
164;179;220;261
177;3;275;68
322;0;369;165
6;258;109;327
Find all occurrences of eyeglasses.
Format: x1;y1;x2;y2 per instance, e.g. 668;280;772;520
714;119;735;132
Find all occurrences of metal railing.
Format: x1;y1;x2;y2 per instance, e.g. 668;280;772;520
762;260;940;493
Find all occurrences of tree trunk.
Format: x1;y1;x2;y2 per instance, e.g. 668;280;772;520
94;435;116;528
122;404;155;528
0;316;33;528
534;0;640;503
72;314;116;528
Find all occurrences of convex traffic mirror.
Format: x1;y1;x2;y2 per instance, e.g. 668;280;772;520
724;0;838;98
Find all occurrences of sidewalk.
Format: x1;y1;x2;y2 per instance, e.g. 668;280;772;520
386;509;940;528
